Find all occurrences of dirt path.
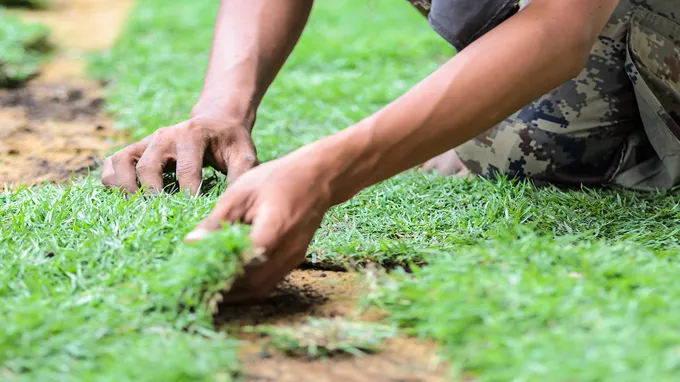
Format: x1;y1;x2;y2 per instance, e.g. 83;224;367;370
218;270;449;382
0;0;135;186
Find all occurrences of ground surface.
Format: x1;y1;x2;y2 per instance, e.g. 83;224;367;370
228;270;447;382
3;0;680;381
0;0;130;185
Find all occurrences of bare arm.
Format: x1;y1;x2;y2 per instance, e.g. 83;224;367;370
103;0;314;194
313;0;620;204
192;0;314;126
188;0;621;302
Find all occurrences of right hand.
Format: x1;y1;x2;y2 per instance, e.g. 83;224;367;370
184;146;333;302
101;117;258;195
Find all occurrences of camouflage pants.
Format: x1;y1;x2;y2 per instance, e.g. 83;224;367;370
410;1;680;190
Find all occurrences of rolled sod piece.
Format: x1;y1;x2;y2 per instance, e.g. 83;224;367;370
0;10;51;87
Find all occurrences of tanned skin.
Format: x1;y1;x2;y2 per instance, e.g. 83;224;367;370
103;0;620;302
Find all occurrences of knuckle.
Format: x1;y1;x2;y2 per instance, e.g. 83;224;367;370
150;127;175;146
110;152;126;166
176;160;198;176
176;139;191;151
135;158;154;173
176;138;200;154
186;118;210;134
154;126;169;135
101;174;115;187
241;153;258;165
148;136;164;148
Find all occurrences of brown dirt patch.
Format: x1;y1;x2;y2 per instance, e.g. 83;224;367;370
216;270;372;328
217;270;449;382
240;338;447;382
0;83;119;183
1;0;134;186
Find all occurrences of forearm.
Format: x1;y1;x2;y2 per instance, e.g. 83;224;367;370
304;0;617;205
191;0;313;126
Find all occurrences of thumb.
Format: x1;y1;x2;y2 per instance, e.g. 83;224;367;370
226;147;258;184
184;191;246;242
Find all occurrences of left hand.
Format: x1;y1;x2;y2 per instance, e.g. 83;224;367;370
184;154;332;302
420;149;470;177
101;116;258;195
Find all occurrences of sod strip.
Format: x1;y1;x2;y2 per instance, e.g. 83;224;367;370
1;180;249;381
369;231;680;381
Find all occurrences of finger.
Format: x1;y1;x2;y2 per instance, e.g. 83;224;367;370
437;161;458;176
220;210;294;302
226;151;258;183
136;140;173;194
225;246;305;303
457;167;471;178
101;157;115;186
420;159;435;172
109;142;147;193
184;192;248;241
225;251;294;303
175;138;205;197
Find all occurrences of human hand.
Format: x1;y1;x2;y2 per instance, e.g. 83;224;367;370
184;155;332;303
101;117;258;195
420;149;470;177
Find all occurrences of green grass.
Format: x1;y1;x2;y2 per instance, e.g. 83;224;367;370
1;180;249;381
314;176;680;266
0;9;50;87
3;0;680;380
248;318;397;358
367;232;680;381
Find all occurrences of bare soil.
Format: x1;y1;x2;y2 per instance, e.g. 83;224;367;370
0;0;134;186
0;82;121;184
218;270;449;382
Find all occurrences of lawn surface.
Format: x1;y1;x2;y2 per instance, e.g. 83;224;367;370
3;0;680;381
0;8;50;87
2;182;250;381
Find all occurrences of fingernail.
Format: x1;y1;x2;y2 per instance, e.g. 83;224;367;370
184;228;209;242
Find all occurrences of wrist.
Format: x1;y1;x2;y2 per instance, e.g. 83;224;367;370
191;97;257;131
292;123;380;206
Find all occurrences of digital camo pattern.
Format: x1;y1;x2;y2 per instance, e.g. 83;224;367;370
455;1;642;187
406;0;431;16
613;3;680;189
406;0;680;189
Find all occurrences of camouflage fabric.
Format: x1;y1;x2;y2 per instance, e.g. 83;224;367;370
407;0;431;17
407;0;680;190
612;3;680;189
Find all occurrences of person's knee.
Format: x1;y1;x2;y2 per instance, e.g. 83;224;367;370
455;119;550;180
457;120;632;186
